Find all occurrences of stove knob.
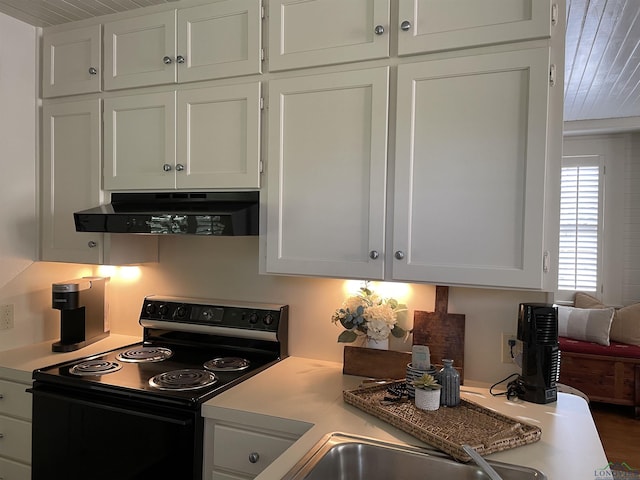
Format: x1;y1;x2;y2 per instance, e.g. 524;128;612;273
144;303;157;316
175;305;188;319
248;312;258;324
158;304;169;316
263;314;275;326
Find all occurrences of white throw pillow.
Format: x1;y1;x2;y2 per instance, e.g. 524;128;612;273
556;305;615;346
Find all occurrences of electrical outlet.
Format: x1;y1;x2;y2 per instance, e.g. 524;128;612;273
501;333;518;364
0;304;14;330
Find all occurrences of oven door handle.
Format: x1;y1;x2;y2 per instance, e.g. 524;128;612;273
31;387;193;427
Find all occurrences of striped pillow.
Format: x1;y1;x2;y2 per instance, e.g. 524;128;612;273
557;305;615;346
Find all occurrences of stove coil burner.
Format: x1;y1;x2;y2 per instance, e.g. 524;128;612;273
70;360;123;376
204;357;251;372
116;346;173;363
149;369;217;391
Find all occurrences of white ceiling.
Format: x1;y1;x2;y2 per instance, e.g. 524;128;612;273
0;0;638;123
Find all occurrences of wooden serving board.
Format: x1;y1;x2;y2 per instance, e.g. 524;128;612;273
412;286;465;380
343;346;411;379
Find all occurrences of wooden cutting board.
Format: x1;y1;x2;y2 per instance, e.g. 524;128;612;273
412;286;465;380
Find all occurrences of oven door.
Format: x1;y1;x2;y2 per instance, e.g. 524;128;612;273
31;384;203;480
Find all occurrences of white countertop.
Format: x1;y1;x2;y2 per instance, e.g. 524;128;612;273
203;356;609;480
0;334;140;383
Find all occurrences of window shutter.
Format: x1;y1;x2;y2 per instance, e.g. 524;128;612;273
558;160;602;292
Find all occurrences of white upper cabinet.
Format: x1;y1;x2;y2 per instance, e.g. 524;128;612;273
104;91;177;190
104;0;262;91
177;83;261;189
397;0;554;56
391;48;553;289
43;25;101;98
105;83;261;191
267;0;390;71
265;67;389;278
42;99;157;264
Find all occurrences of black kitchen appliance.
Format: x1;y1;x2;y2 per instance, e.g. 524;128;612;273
74;191;259;235
31;295;288;480
516;303;560;404
51;276;109;352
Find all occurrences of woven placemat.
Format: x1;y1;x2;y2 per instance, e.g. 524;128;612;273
343;380;541;462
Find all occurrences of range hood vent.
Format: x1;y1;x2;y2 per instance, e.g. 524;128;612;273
74;191;259;236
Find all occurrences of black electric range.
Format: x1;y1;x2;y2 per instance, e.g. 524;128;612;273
30;295;289;480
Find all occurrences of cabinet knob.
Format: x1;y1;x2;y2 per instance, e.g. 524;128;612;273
394;250;405;260
0;433;4;438
400;20;412;31
88;241;97;248
88;67;97;75
374;25;385;35
176;55;185;64
248;452;259;463
0;393;3;399
163;164;173;172
176;163;185;172
163;56;173;65
369;250;379;259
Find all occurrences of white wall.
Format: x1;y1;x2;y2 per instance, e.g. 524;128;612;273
625;134;640;304
101;236;546;385
0;12;37;289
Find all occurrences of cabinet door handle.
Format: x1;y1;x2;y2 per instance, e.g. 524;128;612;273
176;55;185;64
374;25;384;35
394;250;405;260
0;393;3;399
369;250;379;259
400;20;412;31
88;241;97;248
248;452;259;463
163;164;173;172
0;433;4;438
88;67;97;75
176;163;185;172
163;56;173;64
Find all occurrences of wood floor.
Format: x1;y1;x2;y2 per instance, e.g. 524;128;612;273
590;402;640;474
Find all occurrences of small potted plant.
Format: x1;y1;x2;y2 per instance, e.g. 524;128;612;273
412;374;441;411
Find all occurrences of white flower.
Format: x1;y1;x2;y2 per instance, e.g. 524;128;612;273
365;318;393;341
342;295;368;312
363;303;397;327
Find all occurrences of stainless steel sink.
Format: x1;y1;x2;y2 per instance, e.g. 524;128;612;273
281;432;546;480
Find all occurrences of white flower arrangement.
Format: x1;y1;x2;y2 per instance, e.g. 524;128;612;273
331;284;406;344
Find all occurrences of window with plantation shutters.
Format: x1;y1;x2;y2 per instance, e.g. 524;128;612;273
558;155;603;292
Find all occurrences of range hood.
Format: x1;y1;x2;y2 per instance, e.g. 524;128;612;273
74;191;259;236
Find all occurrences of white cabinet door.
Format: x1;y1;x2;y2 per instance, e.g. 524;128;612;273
392;47;552;289
268;0;390;71
41;100;103;263
266;67;389;279
397;0;553;56
177;83;261;189
43;25;101;98
177;0;262;83
104;92;177;190
104;10;176;90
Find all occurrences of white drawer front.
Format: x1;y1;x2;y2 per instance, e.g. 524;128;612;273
213;424;295;477
0;456;31;480
0;416;31;464
0;381;31;420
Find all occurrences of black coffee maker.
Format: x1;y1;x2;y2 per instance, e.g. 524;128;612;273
51;276;109;352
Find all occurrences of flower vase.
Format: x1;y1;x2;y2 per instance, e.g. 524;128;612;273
414;388;440;411
365;337;389;350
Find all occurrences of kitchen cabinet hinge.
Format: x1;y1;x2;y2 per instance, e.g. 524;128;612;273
259;97;264;110
549;64;556;87
261;4;265;19
543;251;550;274
551;3;558;26
259;160;264;173
260;48;265;61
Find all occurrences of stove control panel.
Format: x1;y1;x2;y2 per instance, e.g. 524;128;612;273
140;296;286;333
